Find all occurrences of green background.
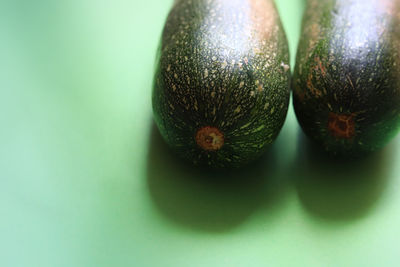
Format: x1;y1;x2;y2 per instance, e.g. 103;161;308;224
2;0;400;266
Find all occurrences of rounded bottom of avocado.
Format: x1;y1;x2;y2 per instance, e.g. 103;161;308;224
294;106;400;158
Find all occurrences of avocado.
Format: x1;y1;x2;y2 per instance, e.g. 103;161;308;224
293;0;400;156
152;0;290;168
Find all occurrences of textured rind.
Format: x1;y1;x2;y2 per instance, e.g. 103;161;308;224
152;0;290;168
293;0;400;156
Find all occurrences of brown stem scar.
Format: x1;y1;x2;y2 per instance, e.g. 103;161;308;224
328;112;356;139
195;126;224;151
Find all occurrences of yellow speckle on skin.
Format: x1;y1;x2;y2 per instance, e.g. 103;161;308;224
211;91;216;98
204;69;208;78
239;81;245;88
252;125;265;133
270;107;275;114
240;122;251;129
221;61;228;69
250;91;255;96
167;65;171;72
174;73;178;79
280;62;290;72
172;84;177;91
234;106;241;113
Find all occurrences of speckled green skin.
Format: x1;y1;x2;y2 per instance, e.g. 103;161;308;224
152;0;290;168
293;0;400;156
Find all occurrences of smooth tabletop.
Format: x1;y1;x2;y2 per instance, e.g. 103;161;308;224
1;0;400;266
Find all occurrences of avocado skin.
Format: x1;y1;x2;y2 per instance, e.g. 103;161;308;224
152;0;290;168
293;0;400;156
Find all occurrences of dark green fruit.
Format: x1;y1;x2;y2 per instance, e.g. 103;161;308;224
293;0;400;156
152;0;290;168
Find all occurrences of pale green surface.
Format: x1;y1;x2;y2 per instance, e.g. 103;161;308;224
1;0;400;266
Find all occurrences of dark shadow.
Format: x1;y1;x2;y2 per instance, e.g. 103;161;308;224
294;132;396;221
146;123;289;232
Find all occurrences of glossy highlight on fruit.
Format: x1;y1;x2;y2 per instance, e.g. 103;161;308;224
152;0;290;168
293;0;400;156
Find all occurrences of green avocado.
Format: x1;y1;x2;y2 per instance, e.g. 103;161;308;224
293;0;400;156
152;0;290;168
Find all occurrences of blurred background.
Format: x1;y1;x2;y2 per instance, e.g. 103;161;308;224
1;0;400;266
